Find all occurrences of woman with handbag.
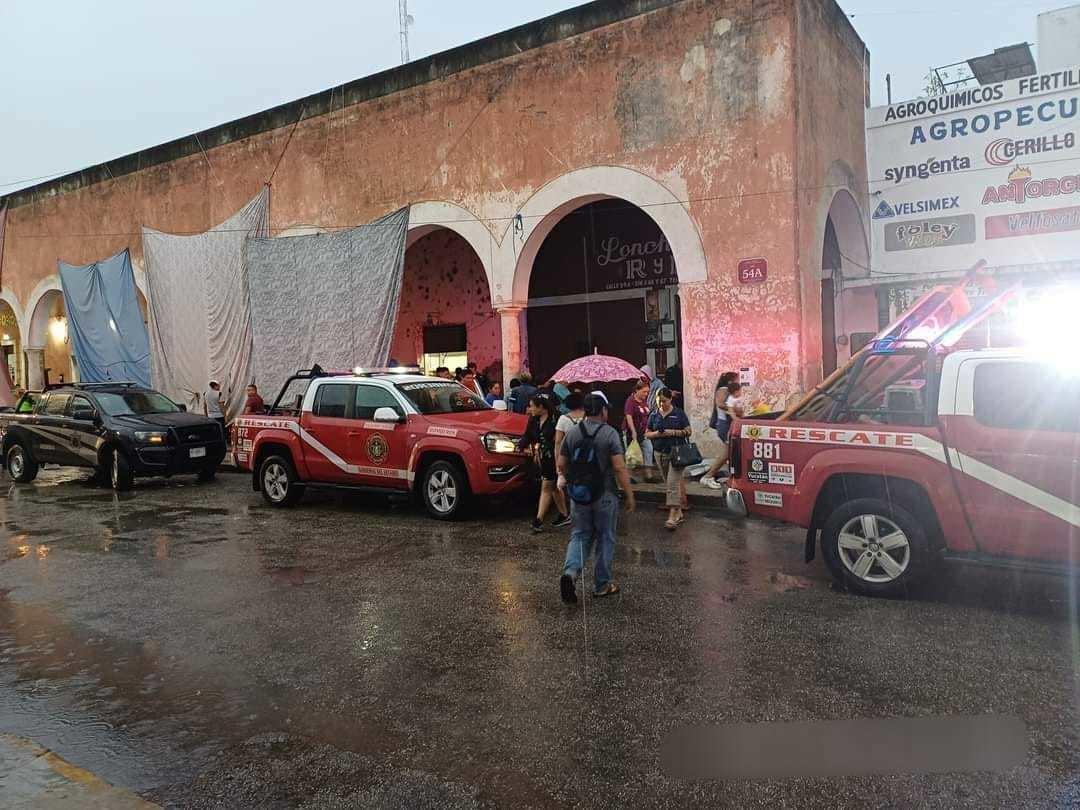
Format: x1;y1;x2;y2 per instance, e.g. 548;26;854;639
645;388;695;531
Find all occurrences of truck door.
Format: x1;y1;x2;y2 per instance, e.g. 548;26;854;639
944;358;1080;562
67;395;102;466
302;383;357;484
347;383;410;490
34;393;74;464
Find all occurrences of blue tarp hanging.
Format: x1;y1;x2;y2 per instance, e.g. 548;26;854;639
59;249;151;387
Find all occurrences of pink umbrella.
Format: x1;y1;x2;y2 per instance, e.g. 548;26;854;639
550;353;644;384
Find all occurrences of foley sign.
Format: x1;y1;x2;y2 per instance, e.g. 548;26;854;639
867;66;1080;276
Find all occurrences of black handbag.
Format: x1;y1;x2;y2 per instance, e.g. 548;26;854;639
671;440;702;469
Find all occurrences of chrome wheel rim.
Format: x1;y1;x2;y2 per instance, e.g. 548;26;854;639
838;514;911;584
426;469;457;514
263;463;289;502
9;448;23;478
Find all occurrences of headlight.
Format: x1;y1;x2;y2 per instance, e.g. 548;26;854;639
134;431;168;445
482;433;520;454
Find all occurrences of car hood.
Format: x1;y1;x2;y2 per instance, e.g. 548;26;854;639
112;412;219;430
420;410;529;435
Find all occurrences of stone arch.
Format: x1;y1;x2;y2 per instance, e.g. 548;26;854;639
25;275;63;349
822;187;869;282
503;166;707;305
408;201;496;301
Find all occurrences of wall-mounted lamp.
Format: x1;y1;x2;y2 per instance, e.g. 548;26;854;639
49;315;68;344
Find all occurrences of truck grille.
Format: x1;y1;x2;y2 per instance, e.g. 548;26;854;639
177;424;222;444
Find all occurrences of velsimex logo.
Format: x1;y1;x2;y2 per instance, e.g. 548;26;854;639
884;156;971;185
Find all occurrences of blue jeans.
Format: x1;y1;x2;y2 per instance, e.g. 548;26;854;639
562;491;619;592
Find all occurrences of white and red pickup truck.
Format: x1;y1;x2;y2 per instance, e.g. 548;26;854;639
727;282;1080;596
232;367;530;519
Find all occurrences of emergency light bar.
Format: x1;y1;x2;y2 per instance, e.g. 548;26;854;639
352;366;423;376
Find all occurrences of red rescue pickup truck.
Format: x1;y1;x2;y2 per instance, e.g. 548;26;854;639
233;367;530;519
727;283;1080;596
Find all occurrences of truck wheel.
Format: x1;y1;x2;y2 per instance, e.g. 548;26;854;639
820;497;929;597
259;454;303;507
421;460;469;520
110;448;134;492
6;442;38;483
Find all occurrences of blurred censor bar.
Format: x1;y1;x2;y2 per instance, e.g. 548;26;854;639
661;715;1027;780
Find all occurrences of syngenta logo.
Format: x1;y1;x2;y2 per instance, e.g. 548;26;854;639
981;166;1080;205
884;156;971;184
872;196;960;219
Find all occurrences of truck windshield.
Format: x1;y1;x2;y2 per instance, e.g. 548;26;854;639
396;381;489;414
834;350;932;426
96;391;181;416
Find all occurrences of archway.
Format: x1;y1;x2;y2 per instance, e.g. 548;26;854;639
821;189;871;374
0;292;23;393
390;227;501;383
523;198;684;423
28;287;74;387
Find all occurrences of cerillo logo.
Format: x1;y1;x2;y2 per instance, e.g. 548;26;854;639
884;155;970;185
366;434;390;465
984;133;1076;166
981;165;1080;205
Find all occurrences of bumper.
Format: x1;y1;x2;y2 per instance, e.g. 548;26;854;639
470;454;530;495
132;442;227;475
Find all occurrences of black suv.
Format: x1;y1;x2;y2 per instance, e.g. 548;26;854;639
0;383;226;491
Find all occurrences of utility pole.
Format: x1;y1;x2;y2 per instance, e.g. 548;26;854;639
399;0;413;65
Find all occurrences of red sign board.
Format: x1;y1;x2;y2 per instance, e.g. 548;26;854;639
737;257;768;284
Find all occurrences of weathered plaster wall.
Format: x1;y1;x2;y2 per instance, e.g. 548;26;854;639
0;0;867;429
389;229;501;372
794;0;871;390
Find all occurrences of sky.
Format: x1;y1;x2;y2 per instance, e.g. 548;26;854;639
0;0;1074;195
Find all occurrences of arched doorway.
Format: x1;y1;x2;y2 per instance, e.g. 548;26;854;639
390;228;501;381
524;199;682;418
29;288;74;387
821;189;871;376
0;299;21;390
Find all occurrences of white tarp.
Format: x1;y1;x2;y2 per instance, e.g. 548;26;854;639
246;208;409;397
143;189;269;417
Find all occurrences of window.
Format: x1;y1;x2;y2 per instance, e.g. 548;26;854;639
423;324;467;354
96;391;179;416
69;395;96;420
354;385;403;420
973;362;1080;433
43;393;71;416
833;351;932;427
16;393;39;414
313;384;353;419
396;381;488;415
271;378;312;416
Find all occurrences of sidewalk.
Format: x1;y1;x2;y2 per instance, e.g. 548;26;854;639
628;473;731;511
0;735;158;809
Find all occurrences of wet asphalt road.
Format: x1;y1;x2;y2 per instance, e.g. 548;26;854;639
0;468;1077;808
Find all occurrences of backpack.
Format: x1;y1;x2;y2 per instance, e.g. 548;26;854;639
567;422;607;505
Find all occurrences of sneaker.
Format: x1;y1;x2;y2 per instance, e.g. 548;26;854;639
530;518;544;533
705;478;726;490
560;574;578;603
700;476;716;488
594;582;620;597
552;513;572;528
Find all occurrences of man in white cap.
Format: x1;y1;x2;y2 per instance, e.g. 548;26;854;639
204;379;226;439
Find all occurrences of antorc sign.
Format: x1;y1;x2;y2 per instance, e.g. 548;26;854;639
737;257;768;284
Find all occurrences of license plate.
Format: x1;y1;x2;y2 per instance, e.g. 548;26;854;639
189;447;207;459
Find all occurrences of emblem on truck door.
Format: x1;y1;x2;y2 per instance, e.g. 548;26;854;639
366;434;390;465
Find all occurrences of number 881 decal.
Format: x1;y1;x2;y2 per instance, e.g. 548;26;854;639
752;442;781;460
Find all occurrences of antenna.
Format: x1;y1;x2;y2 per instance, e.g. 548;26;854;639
399;0;414;64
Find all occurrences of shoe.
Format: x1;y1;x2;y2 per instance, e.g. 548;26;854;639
700;476;716;488
530;518;544;533
665;519;679;530
560;574;578;603
705;478;726;490
552;513;572;528
594;582;620;597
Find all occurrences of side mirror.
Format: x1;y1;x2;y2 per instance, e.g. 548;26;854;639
373;407;402;423
178;404;187;413
492;399;508;411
